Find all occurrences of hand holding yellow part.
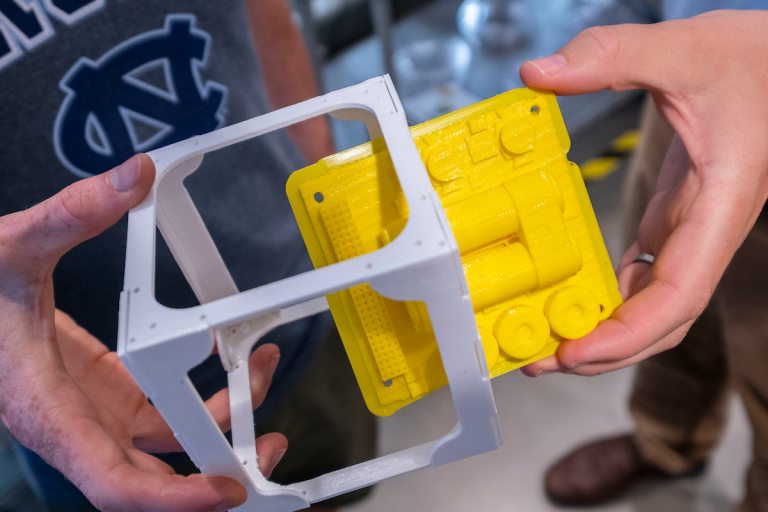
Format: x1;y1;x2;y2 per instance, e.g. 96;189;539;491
288;88;621;416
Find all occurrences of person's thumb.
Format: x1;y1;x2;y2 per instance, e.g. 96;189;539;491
2;154;155;271
520;22;680;95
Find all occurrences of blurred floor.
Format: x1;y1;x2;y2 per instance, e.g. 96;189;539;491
345;372;751;512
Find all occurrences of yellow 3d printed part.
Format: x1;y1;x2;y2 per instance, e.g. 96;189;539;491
287;88;622;416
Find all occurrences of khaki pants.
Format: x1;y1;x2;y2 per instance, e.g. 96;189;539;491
625;100;768;511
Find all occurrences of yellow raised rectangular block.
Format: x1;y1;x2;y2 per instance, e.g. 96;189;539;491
287;89;622;416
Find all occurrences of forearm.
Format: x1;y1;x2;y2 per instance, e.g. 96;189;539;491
245;0;333;163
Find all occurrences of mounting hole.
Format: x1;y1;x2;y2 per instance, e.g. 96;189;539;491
199;314;207;321
366;262;373;269
313;192;324;203
383;379;393;387
599;304;605;312
129;337;136;343
416;239;422;246
133;287;140;294
149;323;156;329
530;105;540;115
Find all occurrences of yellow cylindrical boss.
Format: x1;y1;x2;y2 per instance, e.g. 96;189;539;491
443;187;519;254
463;243;538;310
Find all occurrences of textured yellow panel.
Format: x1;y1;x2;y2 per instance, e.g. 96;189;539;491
319;201;412;384
286;89;622;416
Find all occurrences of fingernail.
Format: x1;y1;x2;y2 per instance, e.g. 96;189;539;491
527;54;567;76
268;354;280;376
521;366;541;377
107;155;141;192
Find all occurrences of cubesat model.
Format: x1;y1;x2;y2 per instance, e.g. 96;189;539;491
118;76;620;511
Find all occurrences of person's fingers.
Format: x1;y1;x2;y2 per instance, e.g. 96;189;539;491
554;322;692;376
520;19;703;95
240;344;281;409
0;154;155;275
616;241;642;275
532;203;703;370
93;435;286;511
553;276;697;369
10;388;247;512
54;309;110;372
520;243;655;378
550;132;759;370
521;355;565;377
133;344;281;452
199;343;280;431
130;431;286;485
523;194;754;376
520;242;656;378
125;448;176;476
256;432;288;478
617;254;653;300
555;190;736;369
522;318;692;377
12;381;246;512
88;464;246;512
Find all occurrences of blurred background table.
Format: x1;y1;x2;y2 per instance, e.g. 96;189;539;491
298;0;655;159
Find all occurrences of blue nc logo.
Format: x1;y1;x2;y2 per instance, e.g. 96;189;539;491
54;14;228;177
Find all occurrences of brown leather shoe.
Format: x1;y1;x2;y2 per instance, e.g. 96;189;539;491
544;435;704;506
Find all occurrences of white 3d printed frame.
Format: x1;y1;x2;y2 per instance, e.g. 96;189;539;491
118;75;501;511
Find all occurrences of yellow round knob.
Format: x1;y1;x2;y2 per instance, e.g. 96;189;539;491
494;306;550;360
479;327;500;370
426;148;462;182
500;120;536;154
545;286;601;340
